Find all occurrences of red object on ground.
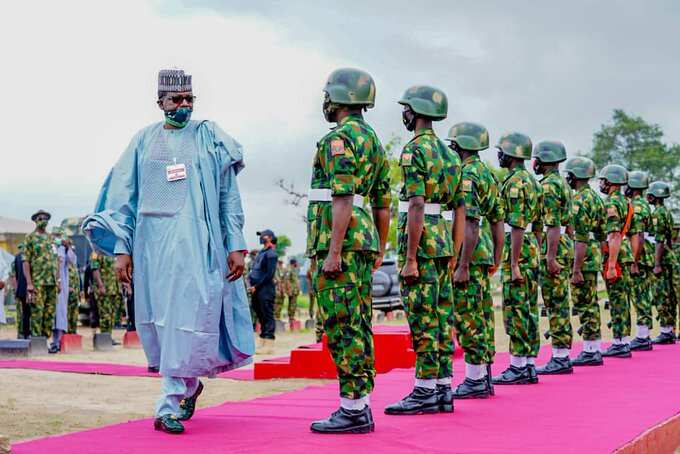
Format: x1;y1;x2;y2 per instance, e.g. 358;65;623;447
0;360;253;380
289;320;302;331
12;343;680;454
122;331;141;349
59;334;82;353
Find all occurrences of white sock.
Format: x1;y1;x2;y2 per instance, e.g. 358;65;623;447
583;339;602;353
436;377;452;386
510;355;527;368
465;363;486;380
636;325;650;339
661;326;673;334
363;395;370;406
612;338;623;345
415;378;437;389
340;397;366;411
527;357;536;365
552;347;570;358
623;336;632;345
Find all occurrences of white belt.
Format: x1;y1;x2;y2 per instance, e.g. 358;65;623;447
398;201;442;215
644;233;657;244
442;211;454;222
308;188;366;208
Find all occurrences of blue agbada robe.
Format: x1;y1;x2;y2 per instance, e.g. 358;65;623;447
83;120;254;377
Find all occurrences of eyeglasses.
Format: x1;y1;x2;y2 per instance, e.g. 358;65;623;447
166;94;196;104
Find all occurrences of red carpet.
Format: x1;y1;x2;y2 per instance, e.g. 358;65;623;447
12;342;680;454
0;359;253;380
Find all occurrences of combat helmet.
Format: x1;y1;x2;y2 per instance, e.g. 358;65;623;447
627;171;650;190
446;122;489;151
398;85;448;120
532;141;567;163
564;157;596;179
323;68;376;108
598;164;628;185
648;181;671;198
496;132;533;160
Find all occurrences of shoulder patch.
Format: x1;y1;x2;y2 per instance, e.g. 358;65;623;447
401;152;413;166
509;187;519;198
462;179;472;192
607;207;617;217
652;217;658;226
330;139;345;156
634;205;641;213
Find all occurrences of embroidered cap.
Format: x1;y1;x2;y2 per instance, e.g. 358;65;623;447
158;69;192;94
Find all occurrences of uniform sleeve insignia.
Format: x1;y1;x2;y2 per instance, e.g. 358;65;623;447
607;207;617;217
509;187;519;198
401;153;413;166
652;218;658;226
462;179;472;192
330;139;345;156
634;205;641;213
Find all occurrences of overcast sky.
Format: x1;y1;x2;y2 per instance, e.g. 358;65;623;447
2;1;679;254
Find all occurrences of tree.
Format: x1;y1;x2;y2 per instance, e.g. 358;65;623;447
275;234;291;257
587;109;680;214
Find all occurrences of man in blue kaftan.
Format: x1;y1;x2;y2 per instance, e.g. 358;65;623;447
83;69;254;434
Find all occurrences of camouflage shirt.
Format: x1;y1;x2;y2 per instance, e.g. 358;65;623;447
68;261;80;293
306;114;391;256
91;253;119;295
23;231;58;287
652;204;676;266
629;195;655;268
572;186;605;272
603;191;634;264
460;154;503;266
499;166;542;269
538;169;574;265
284;266;300;295
397;128;464;259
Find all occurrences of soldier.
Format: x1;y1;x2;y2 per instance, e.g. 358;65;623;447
385;85;463;416
599;164;634;358
446;122;503;399
273;259;286;320
566;157;606;366
626;171;655;351
492;133;542;385
308;259;325;343
244;249;258;328
673;221;680;339
67;255;81;334
91;252;120;335
532;141;574;374
285;258;300;327
648;181;677;344
23;210;60;338
307;68;391;434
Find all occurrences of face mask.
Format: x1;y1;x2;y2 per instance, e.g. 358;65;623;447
36;220;48;230
566;173;577;190
497;149;511;169
259;236;267;245
533;159;545;175
402;109;416;132
599;180;610;195
164;107;192;128
322;94;337;123
624;187;633;198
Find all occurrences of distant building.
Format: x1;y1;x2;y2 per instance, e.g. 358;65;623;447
0;216;34;254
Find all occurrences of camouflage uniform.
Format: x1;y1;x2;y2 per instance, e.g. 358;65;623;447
284;265;300;320
24;231;58;337
603;190;634;340
499;166;542;357
537;169;573;349
307;113;391;399
453;154;503;366
571;186;605;341
398;128;463;379
629;194;655;330
273;263;286;320
91;253;120;334
652;204;677;329
67;262;80;334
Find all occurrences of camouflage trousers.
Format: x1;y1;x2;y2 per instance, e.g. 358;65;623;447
30;285;56;337
631;268;654;329
309;261;326;343
67;291;79;334
605;266;631;339
273;295;285;319
481;271;495;363
540;264;573;349
285;293;299;320
401;257;454;379
98;293;118;334
313;251;375;399
571;271;601;341
655;266;677;328
453;264;492;365
527;266;540;357
501;264;539;357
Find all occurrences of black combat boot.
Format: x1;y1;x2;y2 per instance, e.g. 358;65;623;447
310;406;374;434
453;377;489;399
602;343;632;358
492;365;531;385
436;384;454;413
178;381;204;421
527;364;539;384
486;364;495;396
652;332;676;345
629;337;653;351
148;365;160;373
384;387;439;415
154;414;185;434
571;350;603;366
536;356;573;375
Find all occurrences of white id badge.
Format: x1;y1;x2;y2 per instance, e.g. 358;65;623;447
166;163;187;182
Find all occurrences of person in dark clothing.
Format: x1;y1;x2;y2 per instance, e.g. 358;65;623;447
12;246;30;339
248;229;279;354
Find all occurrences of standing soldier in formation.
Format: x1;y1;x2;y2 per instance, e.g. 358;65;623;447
244;249;258;328
626;171;655;351
307;68;391;434
284;258;300;328
599;165;634;358
67;257;80;334
533;141;574;374
385;86;463;416
648;182;677;344
566;157;606;366
91;252;120;336
492;133;542;385
23;210;60;339
273;260;286;321
446;122;503;399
